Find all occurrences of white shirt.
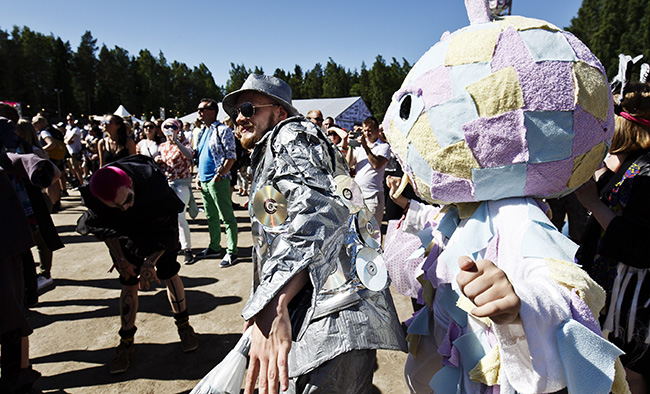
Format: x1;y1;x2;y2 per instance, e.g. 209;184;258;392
137;139;159;158
352;140;391;198
64;126;82;154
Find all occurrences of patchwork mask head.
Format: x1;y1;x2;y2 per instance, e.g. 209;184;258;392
382;2;615;205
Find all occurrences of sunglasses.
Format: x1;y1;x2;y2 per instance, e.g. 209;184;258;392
108;190;134;211
197;107;215;112
309;117;324;122
163;124;179;131
233;102;277;118
101;120;111;126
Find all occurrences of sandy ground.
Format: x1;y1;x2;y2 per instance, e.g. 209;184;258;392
27;189;414;393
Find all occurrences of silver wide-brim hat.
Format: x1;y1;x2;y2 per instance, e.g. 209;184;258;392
222;74;300;118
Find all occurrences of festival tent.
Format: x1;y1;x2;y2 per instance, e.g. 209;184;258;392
179;103;226;125
113;105;143;124
178;97;371;131
292;97;371;131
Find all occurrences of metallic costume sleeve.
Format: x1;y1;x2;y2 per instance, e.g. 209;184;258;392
242;119;348;320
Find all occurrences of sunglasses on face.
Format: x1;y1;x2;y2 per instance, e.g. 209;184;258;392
108;190;134;210
233;102;278;118
101;120;111;126
163;124;179;131
309;117;324;122
197;106;215;112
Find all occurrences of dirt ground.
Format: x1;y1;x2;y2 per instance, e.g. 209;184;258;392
27;189;413;393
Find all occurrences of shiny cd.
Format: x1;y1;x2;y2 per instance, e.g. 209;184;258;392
334;175;364;214
356;208;380;249
253;185;288;228
355;247;388;291
251;221;268;258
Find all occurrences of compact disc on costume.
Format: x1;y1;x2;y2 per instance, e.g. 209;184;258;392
253;185;288;228
334;175;364;214
356;208;381;249
355;247;388;291
251;221;269;258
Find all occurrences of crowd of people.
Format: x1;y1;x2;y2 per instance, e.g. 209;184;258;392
1;60;650;393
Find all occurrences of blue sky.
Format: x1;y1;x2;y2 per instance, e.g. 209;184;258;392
0;0;583;86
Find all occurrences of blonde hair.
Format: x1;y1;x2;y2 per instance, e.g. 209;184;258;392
610;83;650;155
16;119;42;148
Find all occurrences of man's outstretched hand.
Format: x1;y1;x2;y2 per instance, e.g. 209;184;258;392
244;270;308;394
245;296;292;394
456;256;521;325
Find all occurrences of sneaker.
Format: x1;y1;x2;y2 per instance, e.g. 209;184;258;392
220;253;237;268
195;248;222;260
183;249;195;264
36;275;55;296
178;324;198;353
109;341;134;374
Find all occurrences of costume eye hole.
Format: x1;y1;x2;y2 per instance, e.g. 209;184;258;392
400;95;412;121
393;92;424;138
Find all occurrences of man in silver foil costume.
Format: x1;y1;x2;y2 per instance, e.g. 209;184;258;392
222;74;406;394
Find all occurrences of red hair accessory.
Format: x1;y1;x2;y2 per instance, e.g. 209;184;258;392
620;111;650;128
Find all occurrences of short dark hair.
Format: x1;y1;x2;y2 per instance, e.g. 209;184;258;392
200;98;219;114
363;116;379;129
0;103;19;123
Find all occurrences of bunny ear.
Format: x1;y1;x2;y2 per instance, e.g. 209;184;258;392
611;54;644;104
465;0;491;24
640;63;650;84
465;0;513;24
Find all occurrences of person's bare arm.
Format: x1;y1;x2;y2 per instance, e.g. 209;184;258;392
574;179;616;230
346;144;356;168
174;139;194;160
386;175;409;208
104;237;137;278
41;136;55;151
360;136;388;169
126;138;137;155
244;269;309;394
98;139;106;168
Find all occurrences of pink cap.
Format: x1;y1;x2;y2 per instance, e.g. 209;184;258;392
90;166;130;201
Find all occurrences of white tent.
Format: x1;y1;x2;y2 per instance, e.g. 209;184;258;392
113;105;144;124
179;103;226;125
178;97;371;131
292;97;371;131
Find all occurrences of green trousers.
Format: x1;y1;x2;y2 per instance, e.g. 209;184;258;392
200;178;238;254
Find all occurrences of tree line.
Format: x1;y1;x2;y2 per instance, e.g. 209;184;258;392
5;0;645;125
0;26;410;122
567;0;650;80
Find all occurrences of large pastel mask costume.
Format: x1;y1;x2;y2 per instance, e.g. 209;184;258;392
382;0;615;205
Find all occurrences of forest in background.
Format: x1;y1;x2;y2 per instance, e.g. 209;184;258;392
1;0;648;121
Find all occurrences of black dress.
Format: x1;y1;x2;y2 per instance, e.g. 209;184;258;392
577;149;650;377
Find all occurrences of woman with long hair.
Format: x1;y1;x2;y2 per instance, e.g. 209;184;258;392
98;115;136;168
575;82;650;393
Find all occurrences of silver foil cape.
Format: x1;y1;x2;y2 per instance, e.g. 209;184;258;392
242;117;407;377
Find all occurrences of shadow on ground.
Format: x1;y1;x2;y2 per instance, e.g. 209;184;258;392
33;333;242;392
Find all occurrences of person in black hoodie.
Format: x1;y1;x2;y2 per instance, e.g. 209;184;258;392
77;154;198;375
